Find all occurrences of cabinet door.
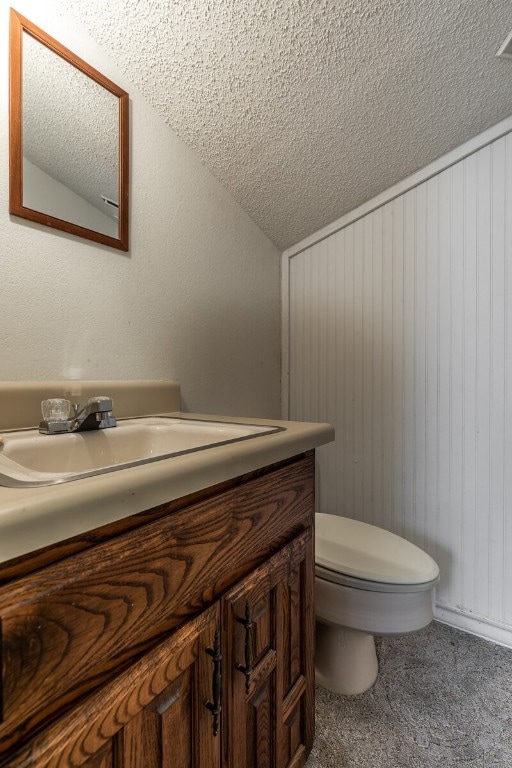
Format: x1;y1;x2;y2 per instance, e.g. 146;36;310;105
5;605;221;768
222;530;314;768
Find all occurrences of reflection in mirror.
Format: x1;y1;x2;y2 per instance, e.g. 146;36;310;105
23;33;119;238
9;10;129;251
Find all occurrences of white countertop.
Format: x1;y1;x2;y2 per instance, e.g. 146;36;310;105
0;411;334;563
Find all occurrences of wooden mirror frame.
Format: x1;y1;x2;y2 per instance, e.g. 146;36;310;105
9;9;129;251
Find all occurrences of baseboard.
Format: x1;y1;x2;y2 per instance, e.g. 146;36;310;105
434;603;512;649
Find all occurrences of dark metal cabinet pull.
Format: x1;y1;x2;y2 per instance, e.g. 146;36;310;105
236;601;253;693
205;630;222;736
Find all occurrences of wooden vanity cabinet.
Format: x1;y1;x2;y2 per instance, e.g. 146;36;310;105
0;454;315;768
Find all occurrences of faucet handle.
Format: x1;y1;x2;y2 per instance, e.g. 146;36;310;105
39;399;73;435
41;399;71;422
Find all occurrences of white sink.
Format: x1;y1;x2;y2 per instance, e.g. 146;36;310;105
0;417;281;487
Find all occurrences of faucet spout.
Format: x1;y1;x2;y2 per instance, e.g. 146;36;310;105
73;397;117;432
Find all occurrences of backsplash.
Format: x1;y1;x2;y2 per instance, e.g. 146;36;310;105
0;380;181;431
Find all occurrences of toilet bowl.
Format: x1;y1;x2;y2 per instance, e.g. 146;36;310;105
315;513;439;695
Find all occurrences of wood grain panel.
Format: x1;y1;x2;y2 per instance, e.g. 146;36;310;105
84;749;113;768
223;532;313;768
2;605;218;768
246;680;273;768
0;455;314;755
248;596;271;668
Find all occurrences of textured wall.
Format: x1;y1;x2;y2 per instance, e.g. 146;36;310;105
286;129;512;647
0;0;281;419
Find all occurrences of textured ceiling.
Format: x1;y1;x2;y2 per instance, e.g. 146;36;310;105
61;0;512;249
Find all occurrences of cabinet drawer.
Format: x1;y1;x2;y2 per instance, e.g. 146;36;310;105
0;454;314;755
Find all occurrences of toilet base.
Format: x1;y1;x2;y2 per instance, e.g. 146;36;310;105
315;621;378;695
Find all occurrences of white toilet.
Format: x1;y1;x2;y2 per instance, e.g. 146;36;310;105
315;513;439;695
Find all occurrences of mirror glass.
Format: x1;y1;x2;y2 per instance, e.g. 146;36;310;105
10;10;129;251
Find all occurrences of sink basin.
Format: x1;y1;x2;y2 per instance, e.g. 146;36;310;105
0;416;282;488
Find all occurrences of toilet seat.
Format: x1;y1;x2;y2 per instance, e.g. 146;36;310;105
316;513;439;587
315;563;439;593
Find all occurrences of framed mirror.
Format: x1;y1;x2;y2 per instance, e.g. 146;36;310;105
9;9;129;251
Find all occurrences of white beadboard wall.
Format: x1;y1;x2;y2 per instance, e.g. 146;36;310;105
284;123;512;647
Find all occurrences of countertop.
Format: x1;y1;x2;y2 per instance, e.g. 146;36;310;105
0;411;334;563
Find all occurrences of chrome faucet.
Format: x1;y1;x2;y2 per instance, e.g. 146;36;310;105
39;396;117;435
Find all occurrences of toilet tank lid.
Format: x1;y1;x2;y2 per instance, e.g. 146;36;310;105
316;514;439;585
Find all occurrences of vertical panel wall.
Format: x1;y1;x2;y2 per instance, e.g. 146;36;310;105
286;132;512;646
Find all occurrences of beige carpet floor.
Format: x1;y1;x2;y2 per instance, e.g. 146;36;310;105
306;622;512;767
